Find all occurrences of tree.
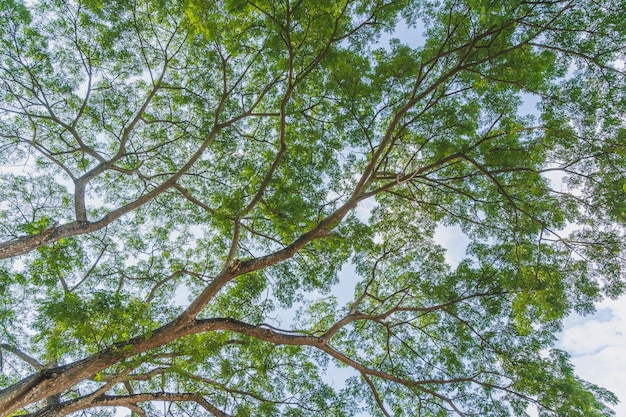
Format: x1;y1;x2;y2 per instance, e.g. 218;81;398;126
0;0;625;415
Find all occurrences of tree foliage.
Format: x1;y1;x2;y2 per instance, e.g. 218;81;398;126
0;0;625;415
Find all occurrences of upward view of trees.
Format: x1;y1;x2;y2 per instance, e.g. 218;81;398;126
0;0;625;415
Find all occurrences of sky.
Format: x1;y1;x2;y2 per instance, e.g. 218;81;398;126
3;8;621;417
561;300;626;415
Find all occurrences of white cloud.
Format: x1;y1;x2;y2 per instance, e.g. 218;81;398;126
560;298;626;414
433;224;470;267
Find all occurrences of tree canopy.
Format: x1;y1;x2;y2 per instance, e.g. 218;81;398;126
0;0;625;415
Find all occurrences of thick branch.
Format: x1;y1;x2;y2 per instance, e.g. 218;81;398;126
24;392;231;417
0;317;319;416
0;344;43;371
